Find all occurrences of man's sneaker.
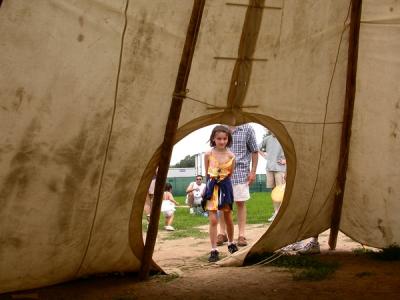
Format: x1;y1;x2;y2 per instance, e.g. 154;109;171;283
298;241;320;255
228;243;238;254
164;225;175;231
281;241;304;252
216;234;228;246
237;236;248;247
208;250;219;262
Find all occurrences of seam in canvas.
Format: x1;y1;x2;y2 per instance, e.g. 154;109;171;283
75;0;130;276
295;1;352;241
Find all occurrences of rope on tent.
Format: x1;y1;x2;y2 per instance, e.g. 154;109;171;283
225;2;282;10
252;252;285;266
214;56;268;61
173;91;259;110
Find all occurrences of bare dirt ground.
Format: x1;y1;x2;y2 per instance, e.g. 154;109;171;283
3;224;400;300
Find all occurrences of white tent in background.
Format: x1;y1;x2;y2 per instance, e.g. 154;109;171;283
0;0;399;293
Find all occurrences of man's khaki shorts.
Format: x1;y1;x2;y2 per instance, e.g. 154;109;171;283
266;171;285;188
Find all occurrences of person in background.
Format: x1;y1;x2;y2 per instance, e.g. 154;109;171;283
186;175;206;215
217;124;258;247
144;174;156;222
203;125;238;262
160;182;178;231
259;130;286;222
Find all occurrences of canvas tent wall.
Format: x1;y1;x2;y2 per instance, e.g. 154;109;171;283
0;0;399;294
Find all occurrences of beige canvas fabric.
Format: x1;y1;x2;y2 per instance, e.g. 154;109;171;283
0;0;192;292
0;0;399;293
0;0;127;291
341;0;400;248
181;0;350;256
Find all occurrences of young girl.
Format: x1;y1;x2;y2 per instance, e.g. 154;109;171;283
160;183;178;231
203;125;238;262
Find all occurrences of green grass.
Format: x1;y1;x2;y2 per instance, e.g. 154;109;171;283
245;254;339;281
238;192;274;224
352;244;400;261
272;255;339;281
145;192;274;239
352;247;374;256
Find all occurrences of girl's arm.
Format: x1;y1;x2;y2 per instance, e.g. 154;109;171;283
167;192;178;205
230;156;236;177
204;151;210;178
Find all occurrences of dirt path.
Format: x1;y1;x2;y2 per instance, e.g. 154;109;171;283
153;224;362;273
3;225;400;300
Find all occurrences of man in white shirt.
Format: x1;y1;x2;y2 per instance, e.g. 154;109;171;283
186;175;206;214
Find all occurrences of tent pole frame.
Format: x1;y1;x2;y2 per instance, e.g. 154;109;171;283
329;0;363;250
139;0;205;280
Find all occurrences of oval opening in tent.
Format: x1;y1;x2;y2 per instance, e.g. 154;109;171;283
130;118;293;272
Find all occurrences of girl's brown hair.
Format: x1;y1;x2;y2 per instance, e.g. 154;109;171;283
164;182;172;192
209;125;232;147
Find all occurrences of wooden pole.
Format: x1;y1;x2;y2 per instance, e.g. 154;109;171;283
329;0;363;250
226;0;265;110
139;0;205;280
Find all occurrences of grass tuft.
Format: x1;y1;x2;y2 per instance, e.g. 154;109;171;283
352;247;374;256
352;244;400;261
246;253;339;281
261;255;339;281
293;264;337;281
371;244;400;261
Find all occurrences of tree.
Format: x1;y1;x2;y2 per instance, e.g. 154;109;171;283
172;155;195;168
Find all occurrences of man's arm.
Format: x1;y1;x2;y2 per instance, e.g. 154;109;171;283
247;125;259;185
186;182;194;193
247;151;258;185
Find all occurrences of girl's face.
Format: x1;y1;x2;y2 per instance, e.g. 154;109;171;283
213;131;229;150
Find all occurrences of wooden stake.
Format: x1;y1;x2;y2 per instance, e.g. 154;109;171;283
139;0;205;280
329;0;363;250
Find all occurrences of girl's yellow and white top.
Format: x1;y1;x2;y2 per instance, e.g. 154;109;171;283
205;154;234;211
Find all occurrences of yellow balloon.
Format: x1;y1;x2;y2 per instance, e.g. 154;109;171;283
271;183;286;203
